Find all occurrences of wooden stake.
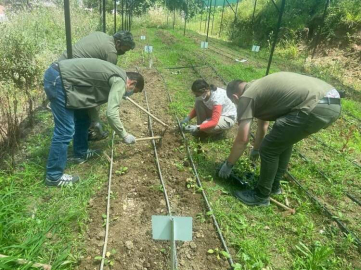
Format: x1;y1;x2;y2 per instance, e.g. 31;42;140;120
136;136;162;141
270;197;296;215
0;254;52;270
103;152;111;163
125;97;168;127
284;196;290;207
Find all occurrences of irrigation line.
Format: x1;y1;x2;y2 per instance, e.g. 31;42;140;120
286;171;361;251
156;67;235;268
99;131;115;270
164;65;206;70
295;150;361;207
347;193;361;207
310;135;361;169
140;68;177;268
142;86;172;215
345;112;361;123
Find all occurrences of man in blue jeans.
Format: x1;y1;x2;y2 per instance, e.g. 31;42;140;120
43;58;144;187
57;30;136;141
218;72;341;206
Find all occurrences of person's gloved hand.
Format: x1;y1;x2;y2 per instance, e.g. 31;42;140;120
218;161;233;179
250;148;260;161
123;134;136;144
180;116;190;126
183;125;199;133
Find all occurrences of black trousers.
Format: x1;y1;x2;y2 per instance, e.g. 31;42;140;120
257;103;341;196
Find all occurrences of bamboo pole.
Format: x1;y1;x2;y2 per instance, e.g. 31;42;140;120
125;97;168;127
136;136;162;141
270;198;296;214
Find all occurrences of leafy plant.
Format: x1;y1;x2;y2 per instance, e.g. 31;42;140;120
207;248;231;260
115;166;128;175
294;242;334;269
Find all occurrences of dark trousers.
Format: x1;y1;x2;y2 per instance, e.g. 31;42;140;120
257;103;341;196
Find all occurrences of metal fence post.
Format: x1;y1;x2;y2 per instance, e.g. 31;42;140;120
206;0;213;42
219;0;226;37
102;0;106;32
266;0;286;75
64;0;72;59
114;0;117;33
312;0;330;59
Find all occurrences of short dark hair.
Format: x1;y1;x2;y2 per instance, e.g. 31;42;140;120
113;31;135;49
226;80;244;99
191;79;216;93
126;72;144;92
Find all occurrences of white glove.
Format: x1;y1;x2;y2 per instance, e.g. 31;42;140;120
180;116;190;126
250;148;260;161
183;125;199;133
123;134;136;144
218;161;233;179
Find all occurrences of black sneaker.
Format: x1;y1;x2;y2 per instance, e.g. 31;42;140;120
271;186;282;195
45;174;80;187
68;149;102;164
88;130;108;141
234;189;270;206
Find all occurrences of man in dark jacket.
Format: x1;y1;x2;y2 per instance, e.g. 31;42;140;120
58;30;135;140
218;72;341;206
43;58;144;187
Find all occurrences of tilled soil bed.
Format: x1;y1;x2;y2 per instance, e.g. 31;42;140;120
77;67;231;270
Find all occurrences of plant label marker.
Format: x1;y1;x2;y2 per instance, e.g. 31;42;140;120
141;35;146;40
252;45;260;52
152;215;192;241
144;45;153;53
144;45;153;68
201;41;208;49
152;215;192;270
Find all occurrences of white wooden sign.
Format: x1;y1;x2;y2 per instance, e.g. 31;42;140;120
252;45;260;52
201;41;208;49
144;45;153;53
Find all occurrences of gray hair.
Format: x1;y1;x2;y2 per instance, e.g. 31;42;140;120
113;31;135;49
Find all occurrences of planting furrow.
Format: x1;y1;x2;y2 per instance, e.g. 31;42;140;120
138;67;231;269
155;67;236;269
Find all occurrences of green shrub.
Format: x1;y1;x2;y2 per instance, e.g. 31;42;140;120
0;6;98;160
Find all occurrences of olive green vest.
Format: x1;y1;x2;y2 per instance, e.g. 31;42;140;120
58;32;118;65
59;58;127;109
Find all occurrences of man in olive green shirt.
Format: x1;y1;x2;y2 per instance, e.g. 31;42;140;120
58;31;135;63
218;72;341;206
43;58;144;187
58;31;136;140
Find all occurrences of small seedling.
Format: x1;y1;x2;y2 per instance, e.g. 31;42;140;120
186;178;196;189
115;166;128;175
232;263;242;270
150;184;164;193
207;248;230;260
196;213;206;223
174;162;184;171
102;213;107;227
94;248;117;266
